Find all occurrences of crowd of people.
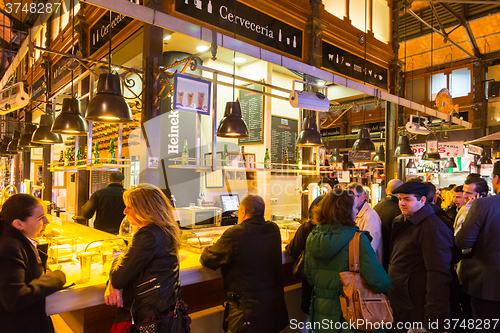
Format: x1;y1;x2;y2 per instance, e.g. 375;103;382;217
1;162;499;333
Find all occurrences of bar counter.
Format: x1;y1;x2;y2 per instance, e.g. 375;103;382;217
43;216;304;333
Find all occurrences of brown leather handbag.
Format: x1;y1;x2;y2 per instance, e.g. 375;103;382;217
339;232;393;331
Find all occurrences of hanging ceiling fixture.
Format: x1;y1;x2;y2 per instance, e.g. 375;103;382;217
329;148;342;164
85;11;133;123
296;115;323;147
444;157;457;168
352;127;375;152
18;124;42;148
372;145;385;162
0;136;14;156
52;98;88;135
7;130;23;153
32;114;63;144
478;151;492;165
422;132;441;161
394;135;415;157
216;100;249;138
406;159;417;168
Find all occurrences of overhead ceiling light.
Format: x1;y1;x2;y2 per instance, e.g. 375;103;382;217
372;145;385;162
196;45;210;52
444;157;457;168
163;34;172;41
329;148;342;164
478;151;492;165
0;137;11;157
422;134;441;161
296;116;323;147
51;98;88;135
32;114;63;144
394;135;415;157
216;101;249;138
232;57;246;63
406;159;417;168
18;124;42;148
317;81;326;87
7;130;23;153
352;127;375;152
84;73;134;123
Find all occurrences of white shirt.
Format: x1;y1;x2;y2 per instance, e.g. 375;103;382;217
355;202;383;263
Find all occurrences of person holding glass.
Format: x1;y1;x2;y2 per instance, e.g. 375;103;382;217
305;188;390;332
104;184;190;333
0;194;66;333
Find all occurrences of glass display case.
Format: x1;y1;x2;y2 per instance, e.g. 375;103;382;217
180;226;231;253
275;221;301;244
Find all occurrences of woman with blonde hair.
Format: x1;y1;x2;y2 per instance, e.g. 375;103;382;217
104;184;190;333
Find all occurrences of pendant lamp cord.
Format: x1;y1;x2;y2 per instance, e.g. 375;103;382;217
362;0;367;128
109;11;112;73
403;0;407;136
232;1;237;102
71;0;75;98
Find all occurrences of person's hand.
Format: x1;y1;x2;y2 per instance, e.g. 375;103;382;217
104;283;123;307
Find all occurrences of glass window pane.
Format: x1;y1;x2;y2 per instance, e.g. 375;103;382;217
430;73;446;101
52;11;60;40
407;77;425;103
350;0;370;33
372;0;390;43
61;0;71;31
324;0;346;19
450;68;471;98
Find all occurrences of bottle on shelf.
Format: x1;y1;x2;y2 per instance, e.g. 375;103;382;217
109;139;116;164
282;149;289;170
264;148;270;169
296;150;302;170
92;141;100;165
68;147;75;165
240;146;246;168
222;144;228;167
181;140;189;165
58;150;64;167
76;146;83;165
64;148;70;167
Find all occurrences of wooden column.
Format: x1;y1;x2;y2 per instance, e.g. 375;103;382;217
42;145;52;202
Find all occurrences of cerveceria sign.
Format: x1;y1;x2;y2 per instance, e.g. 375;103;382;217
89;11;134;56
175;0;303;59
322;41;388;90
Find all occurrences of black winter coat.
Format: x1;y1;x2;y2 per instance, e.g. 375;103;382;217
388;204;453;333
200;216;289;333
82;183;126;234
110;223;180;323
373;194;401;270
0;226;66;333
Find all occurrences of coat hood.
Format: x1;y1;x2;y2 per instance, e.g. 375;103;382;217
306;224;360;260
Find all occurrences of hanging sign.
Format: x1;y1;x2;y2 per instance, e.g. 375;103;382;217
51;57;71;86
411;141;464;157
322;41;388;90
175;0;303;59
467;144;483;156
89;11;134;56
173;73;211;116
320;127;341;141
348;151;371;162
31;76;46;101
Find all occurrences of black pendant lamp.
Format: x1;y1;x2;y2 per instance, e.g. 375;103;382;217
0;136;14;156
52;98;88;135
18;124;42;148
32;114;63;144
478;151;492;165
406;159;417;168
85;73;133;123
216;101;249;138
372;145;385;162
394;135;415;157
444;157;457;168
7;130;23;153
352;127;375;152
329;148;342;164
422;137;441;161
296;116;323;147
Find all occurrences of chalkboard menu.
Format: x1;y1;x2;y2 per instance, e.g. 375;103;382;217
90;170;112;194
239;83;263;144
271;116;298;168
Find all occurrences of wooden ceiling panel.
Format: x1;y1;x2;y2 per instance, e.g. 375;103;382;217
470;12;500;38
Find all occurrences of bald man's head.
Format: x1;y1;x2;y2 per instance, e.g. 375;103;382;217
387;179;404;195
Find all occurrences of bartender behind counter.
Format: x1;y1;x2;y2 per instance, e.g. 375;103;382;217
82;171;126;234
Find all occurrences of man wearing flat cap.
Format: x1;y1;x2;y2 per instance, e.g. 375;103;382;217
388;181;453;333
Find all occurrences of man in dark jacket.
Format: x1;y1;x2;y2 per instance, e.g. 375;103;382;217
456;161;500;326
388;181;453;333
82;171;126;234
200;194;288;333
373;178;403;270
445;185;465;222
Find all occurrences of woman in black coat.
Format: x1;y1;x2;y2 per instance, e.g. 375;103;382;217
104;184;190;333
0;194;66;333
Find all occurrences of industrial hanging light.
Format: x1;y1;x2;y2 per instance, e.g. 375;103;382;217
84;11;133;123
0;136;14;156
394;135;415;157
18;124;42;148
478;151;492;165
32;114;63;144
7;130;23;153
52;98;88;135
422;133;441;161
216;100;249;138
444;157;457;168
296;115;323;147
372;145;385;162
329;148;342;164
406;159;417;168
352;127;375;152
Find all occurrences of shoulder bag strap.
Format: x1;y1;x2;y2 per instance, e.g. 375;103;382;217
349;232;361;272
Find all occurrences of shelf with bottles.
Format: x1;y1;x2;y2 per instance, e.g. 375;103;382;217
49;158;131;172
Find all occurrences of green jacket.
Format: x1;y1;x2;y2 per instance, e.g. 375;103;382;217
305;224;390;333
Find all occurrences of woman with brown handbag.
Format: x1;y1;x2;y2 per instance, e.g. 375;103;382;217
304;188;390;332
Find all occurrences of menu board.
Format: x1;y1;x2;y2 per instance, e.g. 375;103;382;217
271;116;298;168
90;170;111;194
239;83;264;144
